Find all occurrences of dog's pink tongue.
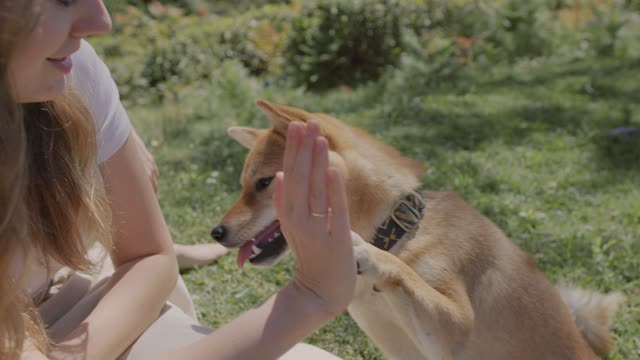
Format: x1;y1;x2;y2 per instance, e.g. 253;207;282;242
237;241;255;269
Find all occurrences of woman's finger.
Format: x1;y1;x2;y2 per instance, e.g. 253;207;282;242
309;136;329;219
283;123;302;215
292;121;319;215
282;122;302;179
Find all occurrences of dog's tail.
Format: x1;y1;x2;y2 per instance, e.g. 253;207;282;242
558;286;625;356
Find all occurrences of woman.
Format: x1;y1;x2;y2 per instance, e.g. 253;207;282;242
0;1;356;359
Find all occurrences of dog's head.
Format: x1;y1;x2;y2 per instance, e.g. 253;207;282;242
211;99;426;268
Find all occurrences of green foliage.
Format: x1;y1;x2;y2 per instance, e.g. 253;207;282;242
105;0;292;16
206;0;293;15
283;0;404;90
202;5;295;76
383;38;465;106
396;0;452;33
104;0;209;15
100;0;640;96
94;4;294;104
103;0;144;13
92;5;168;104
486;0;555;58
398;0;640;62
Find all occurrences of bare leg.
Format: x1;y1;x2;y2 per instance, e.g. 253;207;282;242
174;243;229;271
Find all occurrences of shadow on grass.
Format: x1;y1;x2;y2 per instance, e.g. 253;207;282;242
377;101;620;154
475;58;640;100
360;58;640;196
593;126;640;173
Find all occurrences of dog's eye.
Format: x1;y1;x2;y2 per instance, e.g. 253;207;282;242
255;176;274;192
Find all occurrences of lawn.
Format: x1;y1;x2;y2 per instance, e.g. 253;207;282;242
99;1;639;358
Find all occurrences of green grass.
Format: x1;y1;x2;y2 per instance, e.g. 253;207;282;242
120;53;640;359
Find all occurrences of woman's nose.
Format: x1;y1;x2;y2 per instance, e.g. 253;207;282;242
70;0;112;38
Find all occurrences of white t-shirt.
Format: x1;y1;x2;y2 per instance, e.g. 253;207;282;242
13;40;132;298
71;40;132;164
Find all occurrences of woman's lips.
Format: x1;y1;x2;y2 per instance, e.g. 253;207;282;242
47;56;73;74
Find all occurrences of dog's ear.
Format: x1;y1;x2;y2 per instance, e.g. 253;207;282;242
255;99;312;135
227;127;264;149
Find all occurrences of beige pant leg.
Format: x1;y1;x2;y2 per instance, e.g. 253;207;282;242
120;312;342;360
168;276;197;320
39;244;115;343
88;242;198;320
39;272;100;342
119;304;212;359
41;279;210;358
39;243;202;352
39;242;115;329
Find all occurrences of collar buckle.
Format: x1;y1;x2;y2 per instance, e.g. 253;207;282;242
390;199;422;233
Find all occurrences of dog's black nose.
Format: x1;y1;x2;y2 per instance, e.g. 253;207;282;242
211;225;227;241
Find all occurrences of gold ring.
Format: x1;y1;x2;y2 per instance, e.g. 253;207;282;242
310;208;331;217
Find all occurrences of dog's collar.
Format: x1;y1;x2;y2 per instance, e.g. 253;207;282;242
370;190;425;251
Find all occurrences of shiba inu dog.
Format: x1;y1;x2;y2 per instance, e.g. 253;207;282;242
211;99;623;359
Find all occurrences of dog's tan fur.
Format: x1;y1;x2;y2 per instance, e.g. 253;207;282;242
218;99;623;359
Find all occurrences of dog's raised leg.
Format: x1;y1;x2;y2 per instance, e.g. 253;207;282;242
352;235;474;359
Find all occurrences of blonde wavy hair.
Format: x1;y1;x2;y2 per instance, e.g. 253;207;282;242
1;1;112;358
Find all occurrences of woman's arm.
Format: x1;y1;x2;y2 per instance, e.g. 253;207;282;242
25;285;335;360
130;129;159;193
157;121;356;360
52;132;179;359
157;281;337;360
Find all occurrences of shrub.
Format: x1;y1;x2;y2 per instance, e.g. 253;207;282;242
94;4;294;104
104;0;208;15
486;0;556;59
141;4;294;88
91;5;168;104
210;5;294;75
96;0;640;105
283;0;404;90
398;0;444;31
206;0;293;15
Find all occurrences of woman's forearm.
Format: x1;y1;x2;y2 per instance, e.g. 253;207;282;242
55;252;178;359
156;282;338;360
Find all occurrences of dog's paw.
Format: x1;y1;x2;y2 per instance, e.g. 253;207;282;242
351;232;375;276
352;233;390;295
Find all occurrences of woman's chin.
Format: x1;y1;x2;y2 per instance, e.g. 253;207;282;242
16;75;67;104
44;75;68;100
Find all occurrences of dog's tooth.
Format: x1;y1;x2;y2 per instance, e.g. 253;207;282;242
252;245;262;255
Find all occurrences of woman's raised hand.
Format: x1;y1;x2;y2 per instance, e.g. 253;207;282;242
273;121;356;315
